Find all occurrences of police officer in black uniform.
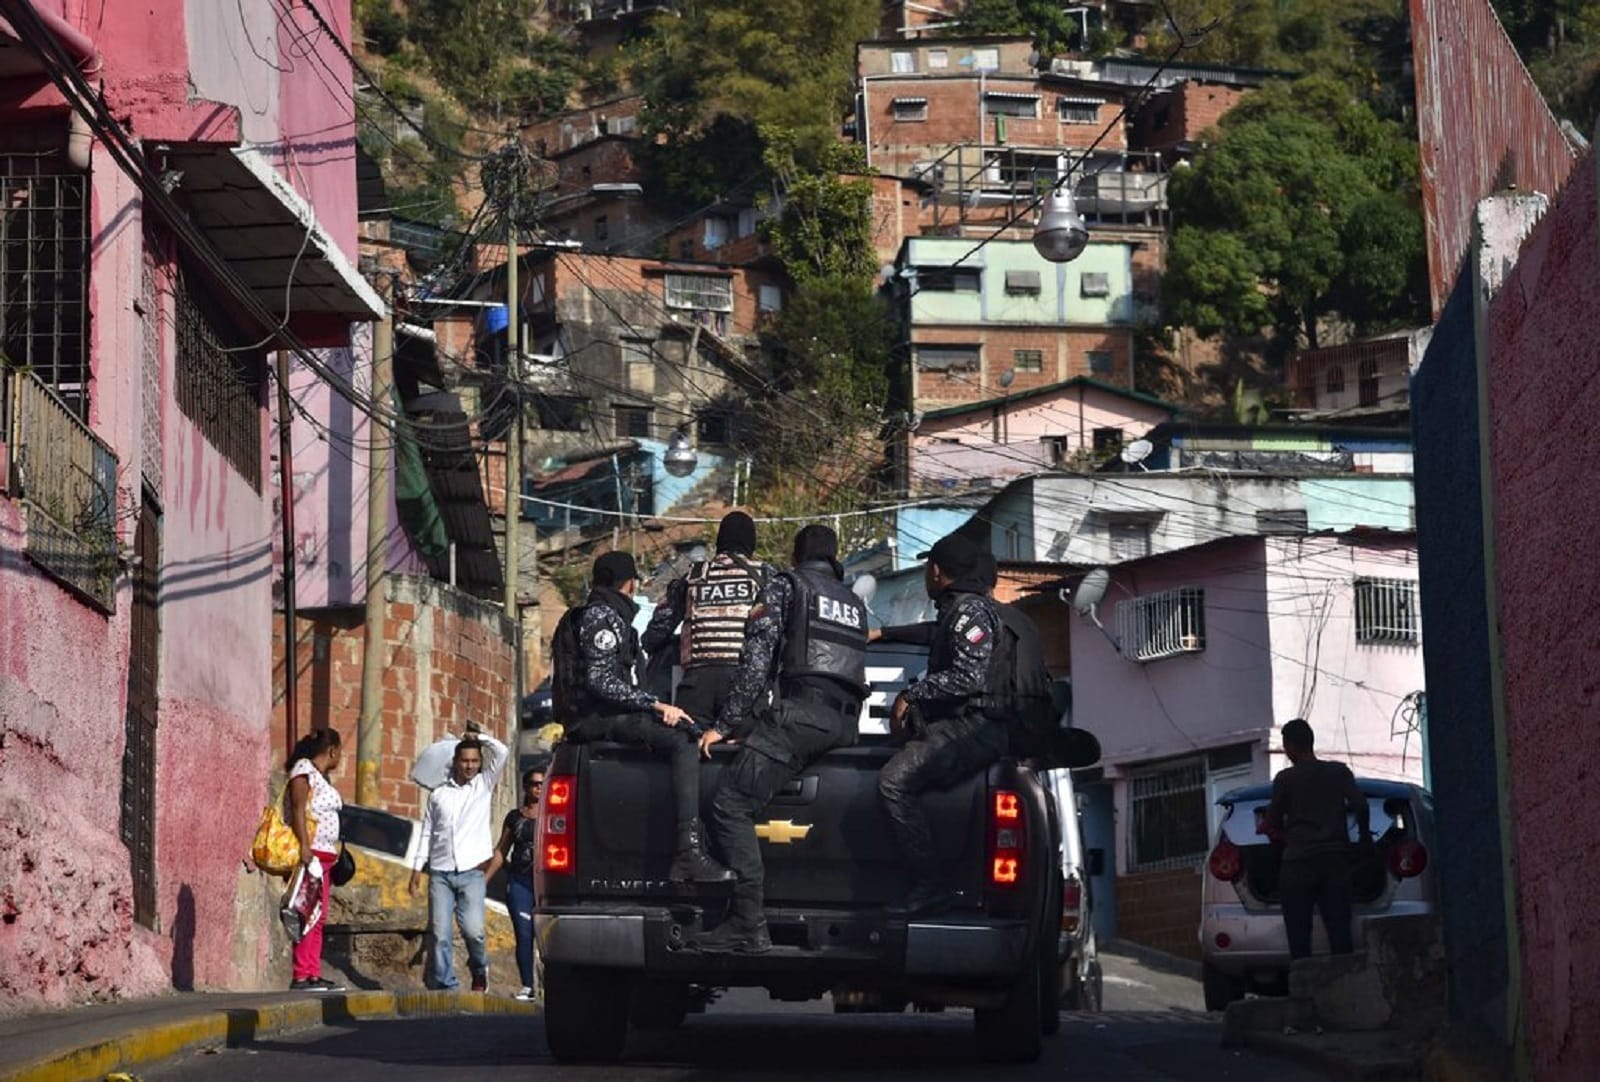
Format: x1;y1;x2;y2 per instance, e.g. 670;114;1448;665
878;533;1007;916
642;511;773;722
690;525;868;953
561;551;733;884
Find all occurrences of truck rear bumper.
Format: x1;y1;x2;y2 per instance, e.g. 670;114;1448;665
535;907;1029;984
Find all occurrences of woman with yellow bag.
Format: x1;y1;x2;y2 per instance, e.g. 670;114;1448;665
285;728;345;992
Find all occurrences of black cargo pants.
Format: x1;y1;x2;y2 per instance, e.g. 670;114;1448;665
1279;850;1356;959
708;699;857;921
878;712;1009;887
566;711;701;826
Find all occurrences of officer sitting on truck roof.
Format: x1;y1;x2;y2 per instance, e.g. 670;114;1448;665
552;550;734;884
691;524;869;954
878;532;1007;918
641;511;774;723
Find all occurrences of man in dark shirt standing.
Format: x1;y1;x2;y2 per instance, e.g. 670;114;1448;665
1265;718;1373;959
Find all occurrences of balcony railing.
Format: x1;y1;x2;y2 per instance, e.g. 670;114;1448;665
8;368;118;611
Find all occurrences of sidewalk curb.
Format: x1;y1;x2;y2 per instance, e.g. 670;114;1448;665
1103;938;1203;981
0;991;539;1082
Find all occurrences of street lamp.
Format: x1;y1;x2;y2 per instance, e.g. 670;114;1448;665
663;426;699;478
1033;184;1089;264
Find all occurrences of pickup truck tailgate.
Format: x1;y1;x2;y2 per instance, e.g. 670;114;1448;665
574;741;988;907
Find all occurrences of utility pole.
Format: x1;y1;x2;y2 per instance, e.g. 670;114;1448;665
503;185;528;746
275;351;299;761
357;273;394;807
503;214;522;627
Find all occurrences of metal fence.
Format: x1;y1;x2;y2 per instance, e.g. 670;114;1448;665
9;368;118;610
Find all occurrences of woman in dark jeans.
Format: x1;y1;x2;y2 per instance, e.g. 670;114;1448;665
492;767;543;1000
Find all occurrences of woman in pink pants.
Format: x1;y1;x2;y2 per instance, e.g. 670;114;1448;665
286;728;345;992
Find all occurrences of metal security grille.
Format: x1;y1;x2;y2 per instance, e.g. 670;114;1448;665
1116;587;1205;662
10;368;118;610
1130;761;1209;870
1354;577;1419;645
121;496;160;928
0;165;89;419
174;266;263;490
139;249;163;496
663;273;733;313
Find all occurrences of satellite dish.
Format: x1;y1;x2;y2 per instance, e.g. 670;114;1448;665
1072;568;1110;615
851;573;878;604
1120;438;1154;467
999;368;1016;389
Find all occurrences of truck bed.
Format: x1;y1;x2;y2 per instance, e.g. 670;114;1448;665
560;738;987;911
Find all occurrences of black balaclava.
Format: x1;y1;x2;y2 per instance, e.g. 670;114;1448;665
792;524;842;579
716;511;758;557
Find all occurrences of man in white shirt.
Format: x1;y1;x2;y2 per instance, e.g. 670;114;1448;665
408;725;509;991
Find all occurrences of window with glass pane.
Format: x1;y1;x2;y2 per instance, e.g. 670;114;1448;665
1013;348;1043;372
614;406;652;439
984;94;1039;118
664;273;734;312
915;267;980;292
1087;350;1114;376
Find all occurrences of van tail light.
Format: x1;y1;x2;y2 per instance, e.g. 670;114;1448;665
1208;837;1243;882
541;773;577;876
989;788;1025;888
1388;839;1428;880
1061;874;1083;933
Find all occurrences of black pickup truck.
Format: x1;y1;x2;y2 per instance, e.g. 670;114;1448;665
533;643;1098;1064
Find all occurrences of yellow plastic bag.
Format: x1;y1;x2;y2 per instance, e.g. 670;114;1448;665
251;781;317;877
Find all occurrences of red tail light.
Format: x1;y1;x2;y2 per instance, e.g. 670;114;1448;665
1061;874;1083;933
541;773;577;876
1388;839;1428;879
989;788;1025;888
1208;838;1243;882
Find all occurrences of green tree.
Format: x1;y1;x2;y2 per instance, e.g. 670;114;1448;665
953;0;1081;54
1161;77;1427;353
635;0;879;204
759;133;876;283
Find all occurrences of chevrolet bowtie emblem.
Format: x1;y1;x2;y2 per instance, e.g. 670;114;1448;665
754;819;813;844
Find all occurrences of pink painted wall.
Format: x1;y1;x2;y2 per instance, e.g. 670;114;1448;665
0;0;363;1010
1483;151;1600;1081
1071;537;1276;769
1263;536;1426;783
268;327;427;610
910;384;1172;487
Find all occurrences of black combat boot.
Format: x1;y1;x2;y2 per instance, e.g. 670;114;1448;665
669;818;736;883
691;888;771;954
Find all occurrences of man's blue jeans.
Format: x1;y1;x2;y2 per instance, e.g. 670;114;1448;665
428;868;487;989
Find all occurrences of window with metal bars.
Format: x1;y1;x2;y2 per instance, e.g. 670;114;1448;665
1353;577;1419;645
1130;760;1209;870
1116;587;1205;661
663;272;733;313
174;266;263;490
0;157;89;421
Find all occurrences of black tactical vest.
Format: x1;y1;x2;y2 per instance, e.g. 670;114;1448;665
927;591;1002;716
779;563;869;698
680;554;766;668
571;590;641;717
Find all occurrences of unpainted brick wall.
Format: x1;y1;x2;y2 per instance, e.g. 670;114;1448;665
272;575;517;821
1115;866;1203;960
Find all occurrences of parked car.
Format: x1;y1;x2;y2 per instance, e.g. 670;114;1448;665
1040;766;1103;1011
1200;778;1436;1011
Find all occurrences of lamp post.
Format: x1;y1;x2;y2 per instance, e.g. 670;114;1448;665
1033;184;1089;264
663;426;698;479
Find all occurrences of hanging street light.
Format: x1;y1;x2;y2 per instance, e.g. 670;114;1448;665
663;426;699;478
1033;184;1089;264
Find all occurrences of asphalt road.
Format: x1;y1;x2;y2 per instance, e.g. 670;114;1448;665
145;949;1327;1081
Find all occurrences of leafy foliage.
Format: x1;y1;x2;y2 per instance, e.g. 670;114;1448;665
1161;77;1427;353
634;0;879;204
1494;0;1600;126
952;0;1082;54
759;134;876;283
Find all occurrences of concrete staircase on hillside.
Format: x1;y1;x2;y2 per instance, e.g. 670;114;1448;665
1222;915;1446;1081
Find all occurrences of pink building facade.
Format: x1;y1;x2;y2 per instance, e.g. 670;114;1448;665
904;376;1176;490
0;1;378;1010
1066;534;1426;957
